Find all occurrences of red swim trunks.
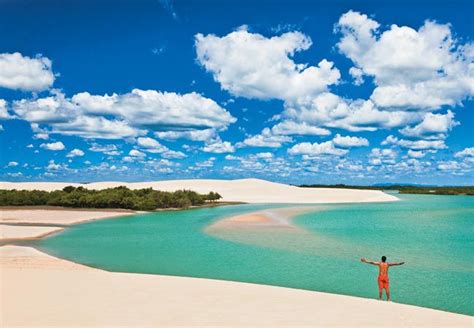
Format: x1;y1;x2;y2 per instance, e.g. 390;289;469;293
378;275;389;289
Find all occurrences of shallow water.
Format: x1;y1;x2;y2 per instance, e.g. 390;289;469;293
35;194;474;315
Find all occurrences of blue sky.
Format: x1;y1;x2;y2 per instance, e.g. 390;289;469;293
0;0;473;185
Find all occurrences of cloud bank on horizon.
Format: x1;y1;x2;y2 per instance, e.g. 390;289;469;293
0;1;473;185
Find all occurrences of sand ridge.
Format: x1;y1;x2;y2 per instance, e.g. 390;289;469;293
205;206;321;232
204;206;340;253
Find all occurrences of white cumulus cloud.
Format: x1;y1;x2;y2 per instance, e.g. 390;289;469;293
202;140;235;153
407;150;426;158
0;99;12;119
0;52;55;91
72;89;236;131
154;129;216;142
89;143;121;156
40;141;65;151
282;94;421;133
455;147;474;158
237;128;292;148
437;161;461;171
161;150;186;159
382;135;447;150
332;134;369;148
336;11;474;110
349;67;364;85
129;149;146;158
368;148;397;165
288;141;348;156
271;120;331;136
136;137;168;153
66;149;85;158
136;137;187;158
195;28;340;101
53;116;144;139
400;110;458;139
12;89;235;140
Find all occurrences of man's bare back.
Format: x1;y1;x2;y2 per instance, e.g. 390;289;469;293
361;256;405;301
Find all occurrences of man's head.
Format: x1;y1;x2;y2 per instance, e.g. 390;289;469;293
381;256;387;262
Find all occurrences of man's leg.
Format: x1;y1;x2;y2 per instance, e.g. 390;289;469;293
385;286;390;301
378;287;383;300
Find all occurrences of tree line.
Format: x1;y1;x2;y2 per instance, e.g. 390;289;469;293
0;186;222;211
299;184;474;195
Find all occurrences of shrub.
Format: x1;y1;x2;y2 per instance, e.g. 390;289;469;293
0;186;222;210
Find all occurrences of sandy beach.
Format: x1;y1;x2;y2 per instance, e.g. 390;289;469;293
1;245;471;327
0;178;398;203
0;208;135;241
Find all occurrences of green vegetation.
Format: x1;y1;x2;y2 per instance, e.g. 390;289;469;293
299;184;474;196
395;186;474;196
0;186;222;211
299;184;382;190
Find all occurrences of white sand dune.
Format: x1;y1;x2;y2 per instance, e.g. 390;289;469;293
0;178;398;203
1;246;471;327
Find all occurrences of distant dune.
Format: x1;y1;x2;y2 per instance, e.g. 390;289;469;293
0;178;398;204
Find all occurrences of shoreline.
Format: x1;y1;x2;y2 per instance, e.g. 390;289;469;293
0;226;65;243
0;202;241;243
0;208;137;242
1;245;471;327
1;206;472;326
0;205;137;212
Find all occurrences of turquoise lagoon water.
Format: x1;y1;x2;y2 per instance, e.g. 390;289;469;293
34;194;473;315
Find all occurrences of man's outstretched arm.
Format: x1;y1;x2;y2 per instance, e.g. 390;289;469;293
361;258;379;265
389;261;405;266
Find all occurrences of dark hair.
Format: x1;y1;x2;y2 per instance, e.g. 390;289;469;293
381;256;387;262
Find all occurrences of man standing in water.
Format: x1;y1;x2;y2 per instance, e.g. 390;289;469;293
361;256;405;301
